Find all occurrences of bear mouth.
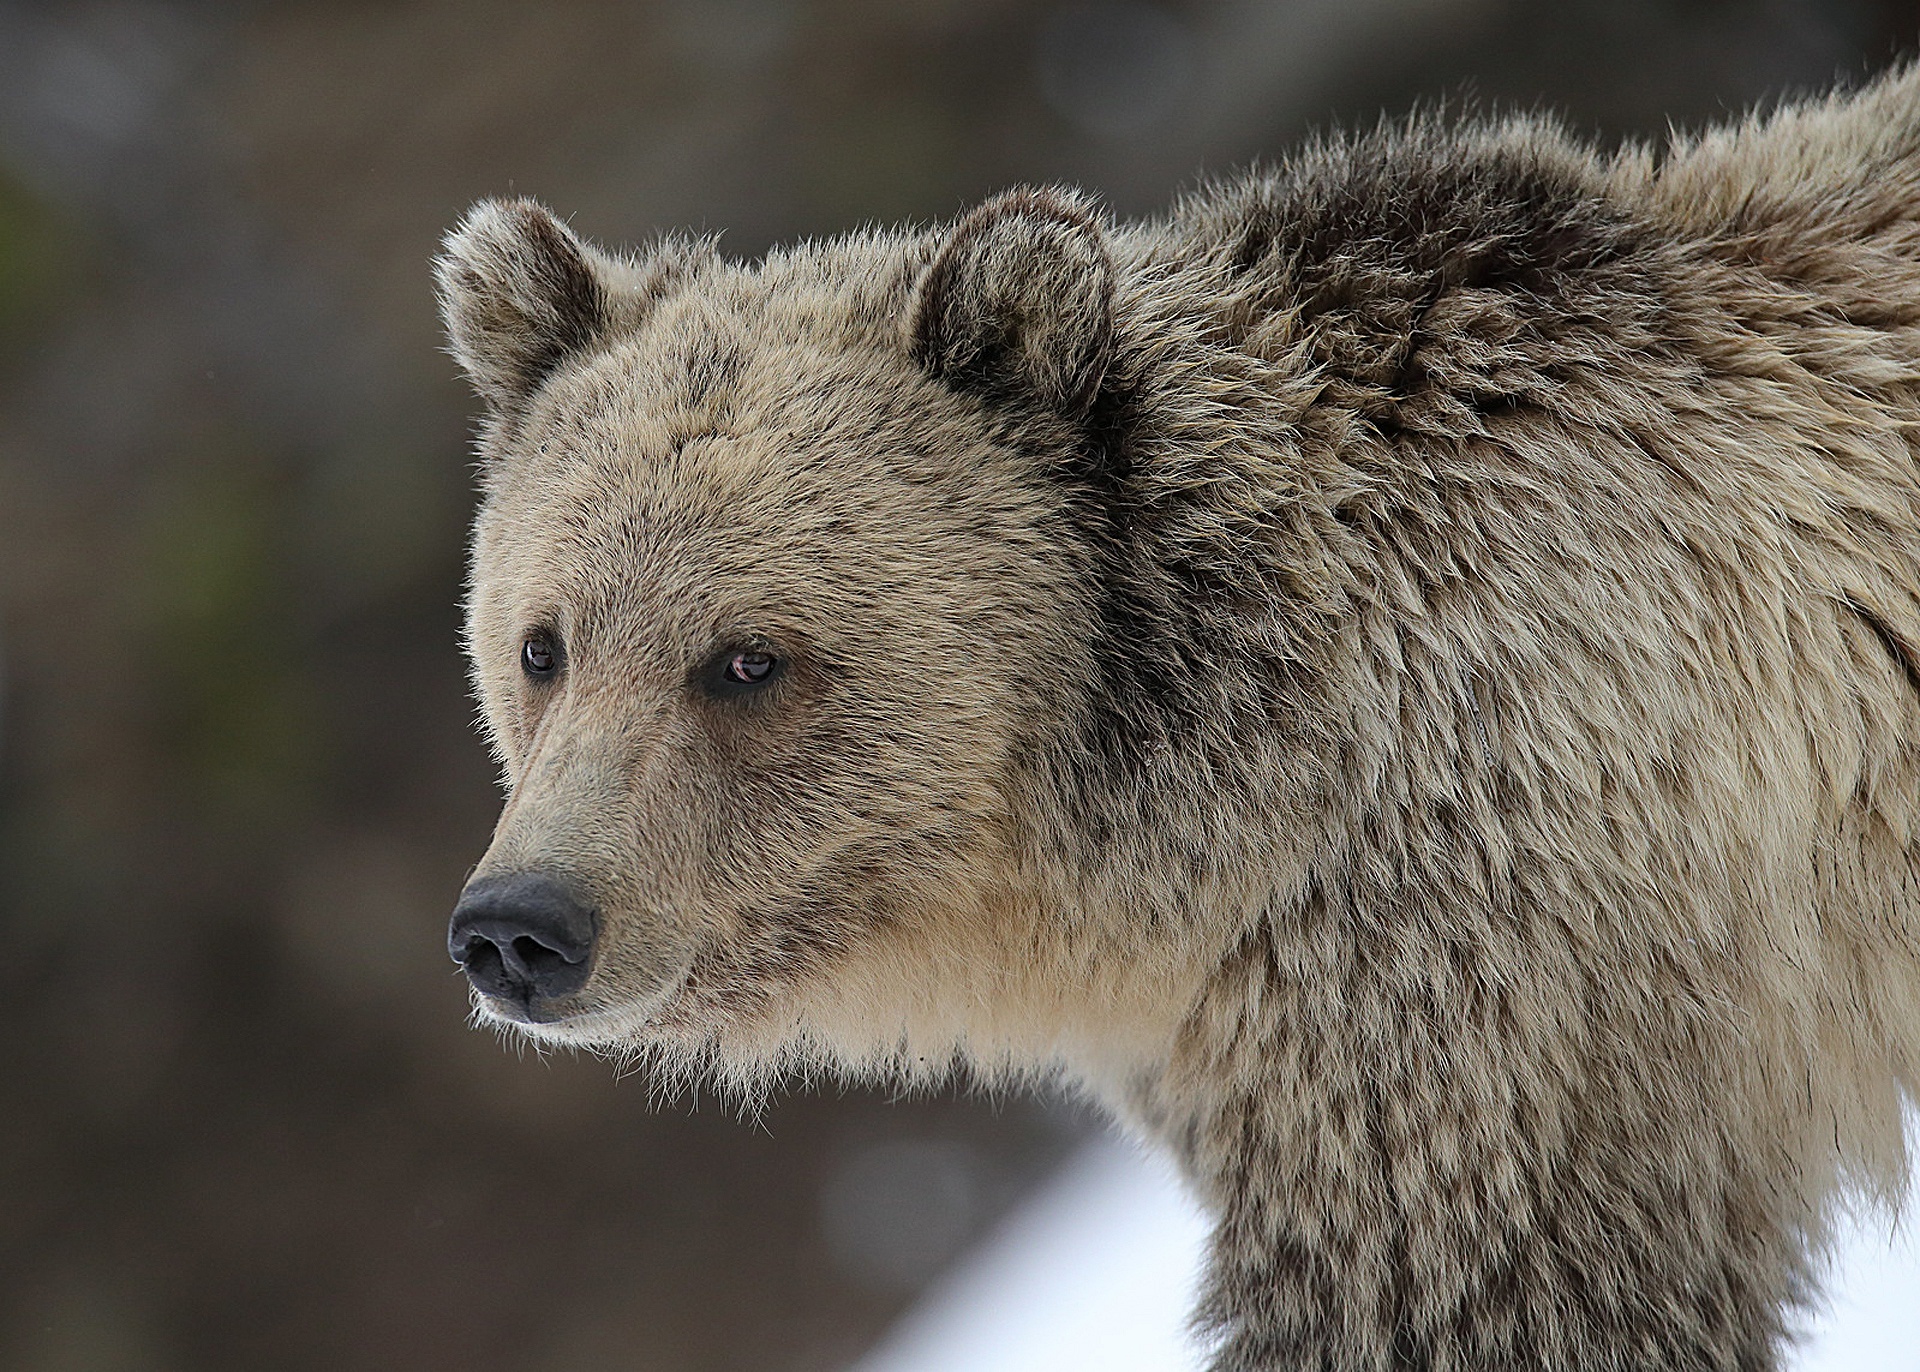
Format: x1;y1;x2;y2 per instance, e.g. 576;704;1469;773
468;974;691;1048
473;996;627;1044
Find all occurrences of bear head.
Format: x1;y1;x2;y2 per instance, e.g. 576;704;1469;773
436;192;1210;1086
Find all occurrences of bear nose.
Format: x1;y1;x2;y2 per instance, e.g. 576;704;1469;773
448;873;598;1020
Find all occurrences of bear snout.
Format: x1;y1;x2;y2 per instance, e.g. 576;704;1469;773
448;872;599;1022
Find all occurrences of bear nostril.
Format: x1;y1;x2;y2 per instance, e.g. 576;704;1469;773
447;873;599;1018
462;938;505;981
512;934;571;980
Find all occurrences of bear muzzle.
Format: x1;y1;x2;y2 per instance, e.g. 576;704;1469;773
448;872;599;1023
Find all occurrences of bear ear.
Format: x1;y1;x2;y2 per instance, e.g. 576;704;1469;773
435;198;618;413
910;187;1115;419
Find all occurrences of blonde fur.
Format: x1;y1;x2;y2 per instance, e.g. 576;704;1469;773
438;67;1920;1370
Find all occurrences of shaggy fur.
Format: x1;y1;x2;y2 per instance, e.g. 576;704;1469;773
438;67;1920;1371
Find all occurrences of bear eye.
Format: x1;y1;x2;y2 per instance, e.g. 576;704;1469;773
724;651;776;685
696;643;786;701
521;634;561;679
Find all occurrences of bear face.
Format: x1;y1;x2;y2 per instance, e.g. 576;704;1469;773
440;195;1195;1075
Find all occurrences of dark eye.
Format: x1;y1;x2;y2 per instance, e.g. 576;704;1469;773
724;650;776;685
696;643;787;701
521;634;560;678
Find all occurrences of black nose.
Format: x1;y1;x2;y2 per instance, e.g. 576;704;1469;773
448;873;598;1019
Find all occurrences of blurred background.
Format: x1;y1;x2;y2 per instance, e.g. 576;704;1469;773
0;2;1914;1369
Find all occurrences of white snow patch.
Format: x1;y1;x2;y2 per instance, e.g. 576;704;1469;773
849;1114;1920;1372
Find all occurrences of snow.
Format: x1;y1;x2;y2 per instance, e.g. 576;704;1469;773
850;1118;1920;1372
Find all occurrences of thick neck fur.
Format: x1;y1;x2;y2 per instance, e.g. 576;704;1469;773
1033;73;1920;1371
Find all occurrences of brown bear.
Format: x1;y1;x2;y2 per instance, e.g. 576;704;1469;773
437;66;1920;1372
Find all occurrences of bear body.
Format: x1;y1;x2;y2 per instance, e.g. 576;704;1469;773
439;68;1920;1371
